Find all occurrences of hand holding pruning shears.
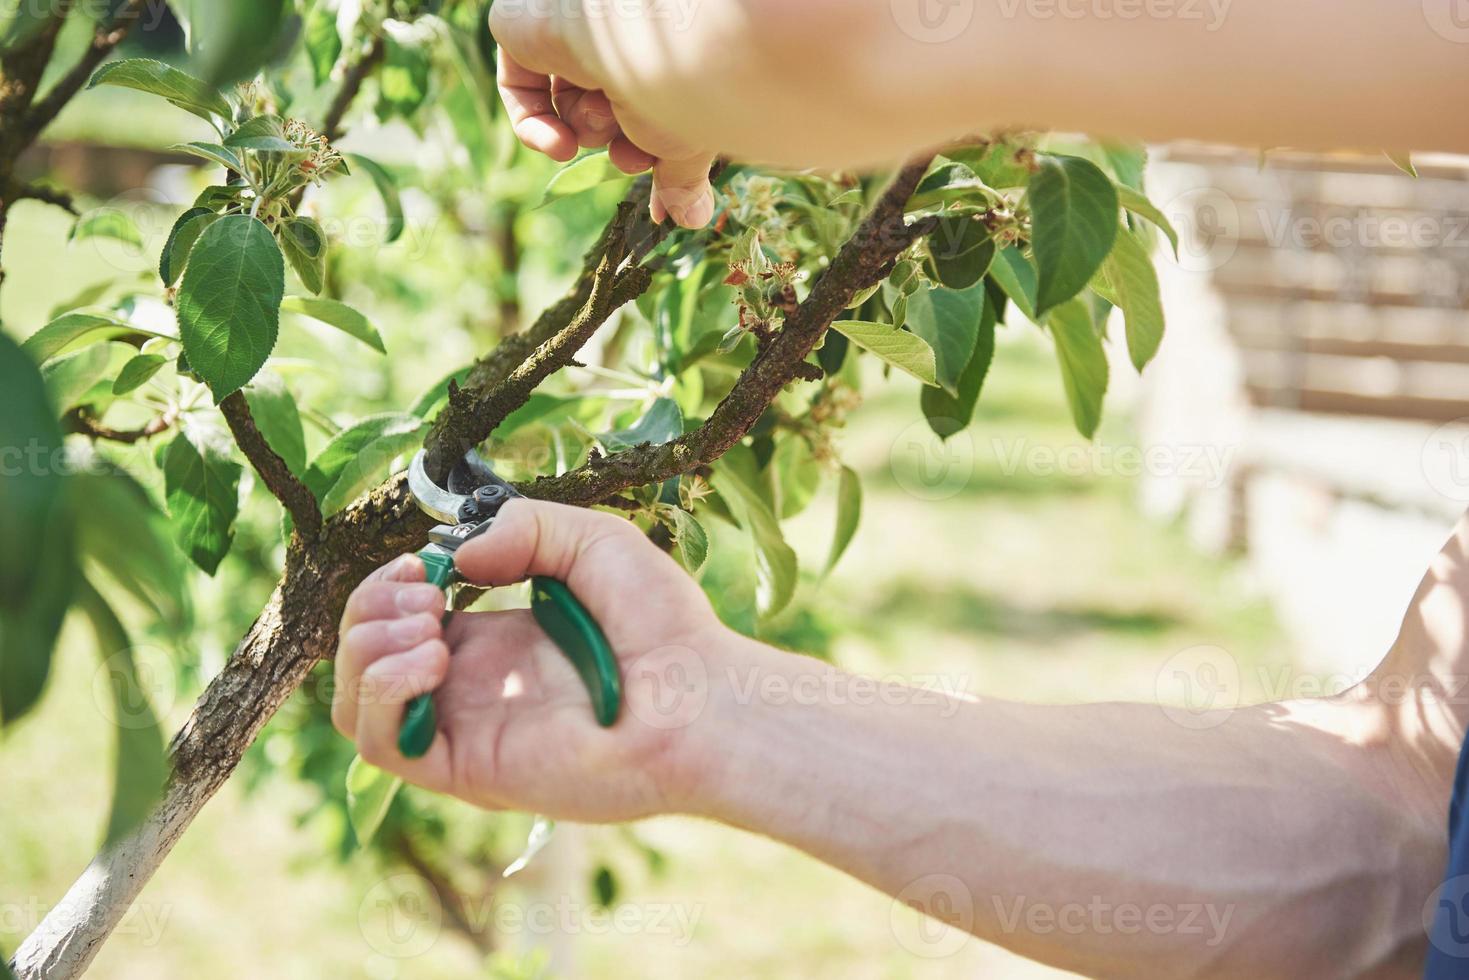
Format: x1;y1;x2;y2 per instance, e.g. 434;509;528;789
330;452;728;823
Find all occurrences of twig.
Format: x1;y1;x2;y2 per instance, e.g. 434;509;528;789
219;391;323;538
21;0;146;143
13;182;78;214
322;35;387;143
523;155;938;506
64;406;174;444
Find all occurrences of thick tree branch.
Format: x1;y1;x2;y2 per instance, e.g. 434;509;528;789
218;391;323;538
523;156;938;506
21;0;145;143
10;154;934;980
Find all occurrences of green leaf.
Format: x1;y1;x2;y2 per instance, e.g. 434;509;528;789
177;215;285;401
88;59;232;123
77;579;167;845
1102;230;1165;372
223;114;298;154
43;344;116;410
245;372;307;476
23;311;154;364
539;150;625;206
345;153;405;243
1028;156;1119;318
1385;151;1417;178
711;446;797;619
988;247;1038;323
661;506;709;574
0;333;75;726
163;427;243;575
280;295;384;353
1115;185;1180;259
929;215;995;290
69;208;143;248
832;320;938;387
278;217;328;295
178;0;292;87
1047;299;1109;439
170;141;246;174
1101;143;1147;191
904;282;986;395
599;397;683;452
590;865;618;907
304;0;343;86
159;207;221;286
825;465;861;576
75;471;190;633
304;413;427;516
922;290;998;438
112;354;168;395
907;162;995;211
377;34;431;119
945;142;1034;188
346;755;401;847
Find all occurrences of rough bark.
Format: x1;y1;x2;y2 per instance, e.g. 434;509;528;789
11;157;936;979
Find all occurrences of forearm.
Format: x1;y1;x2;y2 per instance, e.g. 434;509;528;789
672;634;1447;978
562;0;1469;166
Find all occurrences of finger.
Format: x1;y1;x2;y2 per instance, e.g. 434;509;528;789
339;578;443;635
552;80;619;149
498;52;578;162
651;154;718;228
354;640;455;793
333;613;444;737
455;498;644;590
608;135;656;175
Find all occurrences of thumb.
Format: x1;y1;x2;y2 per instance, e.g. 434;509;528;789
651;154;718;229
453;499;646;592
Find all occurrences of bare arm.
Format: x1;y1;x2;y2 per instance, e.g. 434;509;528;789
335;502;1469;977
490;0;1469;225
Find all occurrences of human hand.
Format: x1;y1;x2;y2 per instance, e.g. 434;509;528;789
488;0;719;228
331;499;731;822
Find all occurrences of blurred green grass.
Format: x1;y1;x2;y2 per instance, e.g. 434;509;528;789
0;202;1289;978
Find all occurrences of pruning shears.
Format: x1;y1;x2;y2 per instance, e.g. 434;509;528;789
398;449;622;758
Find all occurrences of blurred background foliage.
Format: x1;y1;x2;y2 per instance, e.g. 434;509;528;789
0;1;1288;977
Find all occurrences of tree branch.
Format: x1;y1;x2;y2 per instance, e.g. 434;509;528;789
9;155;934;980
218;391;323;538
21;0;145;143
322;35;386;143
10;181;77;213
63;406;174;444
523;155;937;506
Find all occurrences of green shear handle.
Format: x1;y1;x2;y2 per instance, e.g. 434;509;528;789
397;453;622;759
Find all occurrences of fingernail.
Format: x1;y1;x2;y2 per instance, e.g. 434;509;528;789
585;110;615;132
390;615;438;644
384;554;415;575
663;188;714;229
395;584;443;614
